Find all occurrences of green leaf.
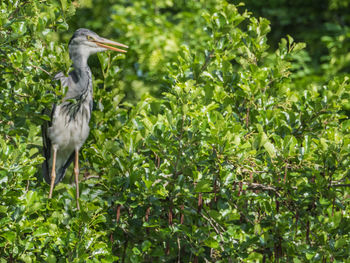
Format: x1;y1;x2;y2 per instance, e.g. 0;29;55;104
335;238;347;249
1;231;16;242
306;252;315;260
264;141;276;158
47;255;57;263
204;238;219;249
195;179;212;193
132;247;141;255
142;240;152;252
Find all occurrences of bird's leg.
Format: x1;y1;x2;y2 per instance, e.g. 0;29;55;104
74;149;80;210
48;146;57;199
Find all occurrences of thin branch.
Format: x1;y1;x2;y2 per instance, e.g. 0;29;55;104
331;184;350;187
8;1;29;20
196;49;215;84
200;212;225;252
177;236;181;263
245;182;281;196
25;180;30;192
200;49;215;73
283;163;288;184
173;114;184;179
31;64;52;76
121;233;128;263
82;175;99;181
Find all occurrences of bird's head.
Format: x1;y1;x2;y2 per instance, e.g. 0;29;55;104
68;28;128;65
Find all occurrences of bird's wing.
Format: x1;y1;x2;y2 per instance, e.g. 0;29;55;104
42;71;85;185
53;71;70;87
42;103;75;185
42;72;69;184
42;103;55;184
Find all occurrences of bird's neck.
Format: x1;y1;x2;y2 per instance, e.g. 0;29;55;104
72;66;92;96
66;63;92;101
71;55;89;69
73;65;92;79
67;49;93;99
70;53;92;90
72;54;92;90
70;46;92;69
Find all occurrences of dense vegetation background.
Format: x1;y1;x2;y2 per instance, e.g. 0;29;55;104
1;0;349;262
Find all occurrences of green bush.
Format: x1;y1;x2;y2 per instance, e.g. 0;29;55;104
1;0;349;262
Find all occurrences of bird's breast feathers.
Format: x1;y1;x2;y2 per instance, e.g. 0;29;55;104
48;102;91;151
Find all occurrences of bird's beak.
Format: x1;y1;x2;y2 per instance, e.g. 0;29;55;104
93;37;128;53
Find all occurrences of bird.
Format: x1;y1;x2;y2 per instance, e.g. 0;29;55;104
42;28;128;210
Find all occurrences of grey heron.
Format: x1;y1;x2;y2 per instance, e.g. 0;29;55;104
42;28;128;210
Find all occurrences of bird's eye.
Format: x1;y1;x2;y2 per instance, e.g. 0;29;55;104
86;36;94;41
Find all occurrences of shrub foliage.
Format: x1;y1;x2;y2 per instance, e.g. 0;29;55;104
0;0;349;262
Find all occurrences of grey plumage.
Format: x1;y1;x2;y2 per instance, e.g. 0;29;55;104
42;68;93;185
42;28;127;208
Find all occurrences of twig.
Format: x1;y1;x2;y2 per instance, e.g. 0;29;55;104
331;184;350;187
116;205;121;223
121;233;128;263
25;180;30;192
283;163;288;184
177;236;181;263
245;106;250;128
31;64;52;76
200;212;225;252
8;1;29;20
200;49;215;73
196;49;215;84
173;115;184;179
82;175;99;181
246;182;281;196
153;151;160;168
